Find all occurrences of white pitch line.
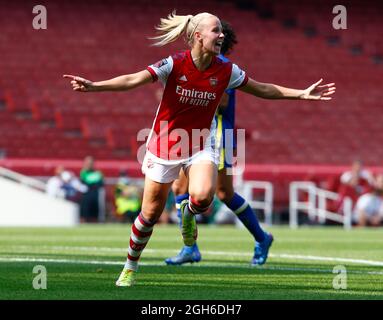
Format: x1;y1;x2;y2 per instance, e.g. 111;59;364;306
4;245;383;267
269;253;383;267
0;256;121;266
0;256;382;276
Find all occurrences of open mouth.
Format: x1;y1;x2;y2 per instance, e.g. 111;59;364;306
215;41;223;50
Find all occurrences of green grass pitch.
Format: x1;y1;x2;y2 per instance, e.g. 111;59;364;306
0;224;382;300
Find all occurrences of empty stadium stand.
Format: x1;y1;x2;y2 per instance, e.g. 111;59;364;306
1;0;382;165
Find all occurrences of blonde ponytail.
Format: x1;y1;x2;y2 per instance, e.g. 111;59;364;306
150;11;192;47
150;11;217;47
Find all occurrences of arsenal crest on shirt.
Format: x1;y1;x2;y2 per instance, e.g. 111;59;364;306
209;77;218;87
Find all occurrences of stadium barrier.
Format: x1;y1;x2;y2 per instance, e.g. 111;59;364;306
235;173;273;226
289;181;352;229
0;166;46;191
0;166;79;227
242;181;274;226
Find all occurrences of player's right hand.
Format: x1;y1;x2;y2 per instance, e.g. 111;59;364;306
63;75;94;92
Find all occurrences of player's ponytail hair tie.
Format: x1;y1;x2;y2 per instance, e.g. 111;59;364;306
150;11;217;47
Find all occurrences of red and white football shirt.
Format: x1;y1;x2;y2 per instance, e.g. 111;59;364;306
146;50;248;162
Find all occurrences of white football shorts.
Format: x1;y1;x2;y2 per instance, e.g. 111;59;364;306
141;147;219;184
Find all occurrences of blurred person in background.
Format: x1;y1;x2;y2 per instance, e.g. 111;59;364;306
335;160;374;213
354;174;383;227
114;170;142;223
61;170;88;202
46;165;87;202
340;160;374;192
80;156;105;223
46;165;66;198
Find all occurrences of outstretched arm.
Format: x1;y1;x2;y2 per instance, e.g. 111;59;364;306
239;78;336;100
63;70;153;92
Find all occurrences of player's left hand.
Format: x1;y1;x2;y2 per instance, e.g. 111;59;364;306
300;79;336;100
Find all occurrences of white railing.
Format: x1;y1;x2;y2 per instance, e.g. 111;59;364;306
0;166;79;226
0;166;46;192
289;181;352;229
241;181;274;226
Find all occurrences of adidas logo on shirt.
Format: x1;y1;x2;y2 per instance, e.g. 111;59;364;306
179;75;187;82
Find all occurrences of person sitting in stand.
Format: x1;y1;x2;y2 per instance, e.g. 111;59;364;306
354;174;383;227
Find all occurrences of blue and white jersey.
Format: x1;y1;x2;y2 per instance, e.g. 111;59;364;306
215;54;238;169
217;54;236;131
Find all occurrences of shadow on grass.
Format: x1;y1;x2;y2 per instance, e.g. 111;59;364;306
1;256;382;300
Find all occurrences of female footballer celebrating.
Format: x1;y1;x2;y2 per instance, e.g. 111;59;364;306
165;20;274;268
64;12;335;287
